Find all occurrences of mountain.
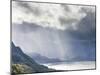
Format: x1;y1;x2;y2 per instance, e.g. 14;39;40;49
29;53;62;63
11;42;55;74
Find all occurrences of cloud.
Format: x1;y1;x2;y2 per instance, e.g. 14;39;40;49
12;2;95;30
12;22;42;33
12;22;96;60
17;2;42;16
68;8;96;41
12;2;96;60
61;4;71;12
78;11;96;33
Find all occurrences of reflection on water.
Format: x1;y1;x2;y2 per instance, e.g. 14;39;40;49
43;61;95;70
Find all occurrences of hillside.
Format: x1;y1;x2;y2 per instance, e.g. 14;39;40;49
11;42;55;74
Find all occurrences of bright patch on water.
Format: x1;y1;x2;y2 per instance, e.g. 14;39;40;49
43;61;95;70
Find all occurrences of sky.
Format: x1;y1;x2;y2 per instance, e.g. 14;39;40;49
12;1;96;60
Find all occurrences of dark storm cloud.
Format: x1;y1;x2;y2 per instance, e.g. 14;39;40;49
66;29;95;41
66;40;96;61
13;7;96;40
78;12;95;33
65;7;96;41
13;9;96;41
78;8;95;40
59;16;78;26
12;22;41;33
16;2;42;16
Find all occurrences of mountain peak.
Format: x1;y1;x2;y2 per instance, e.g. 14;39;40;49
11;42;23;54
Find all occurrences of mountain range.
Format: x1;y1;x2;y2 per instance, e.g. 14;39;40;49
11;42;56;74
29;53;62;63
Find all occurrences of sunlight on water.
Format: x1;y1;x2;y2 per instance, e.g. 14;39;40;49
43;61;95;70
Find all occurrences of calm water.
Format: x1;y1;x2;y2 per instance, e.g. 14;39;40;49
43;61;95;70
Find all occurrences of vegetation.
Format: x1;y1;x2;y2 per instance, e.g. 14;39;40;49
12;64;34;74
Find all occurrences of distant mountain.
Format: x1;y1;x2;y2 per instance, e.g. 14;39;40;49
29;53;62;63
11;42;55;74
66;56;96;62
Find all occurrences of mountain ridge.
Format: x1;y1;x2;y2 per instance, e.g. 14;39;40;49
11;42;55;74
29;52;62;63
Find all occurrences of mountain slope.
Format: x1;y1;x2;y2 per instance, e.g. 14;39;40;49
29;53;62;63
11;42;55;74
